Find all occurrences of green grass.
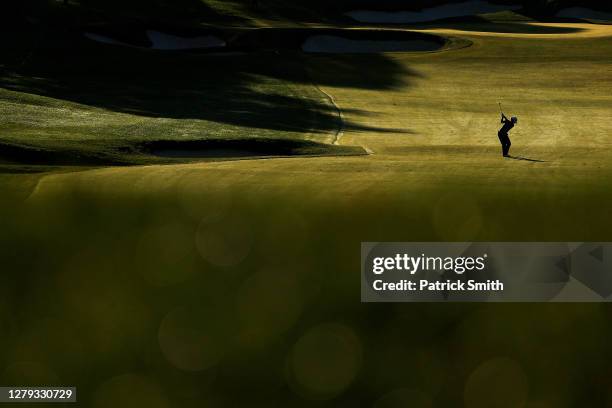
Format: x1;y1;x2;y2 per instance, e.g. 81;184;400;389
0;25;450;167
0;45;352;165
1;18;612;407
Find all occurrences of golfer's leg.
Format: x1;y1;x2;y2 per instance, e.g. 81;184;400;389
498;132;505;156
503;135;511;156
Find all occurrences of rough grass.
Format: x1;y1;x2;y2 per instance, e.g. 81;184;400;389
1;20;612;407
0;40;350;166
0;25;452;167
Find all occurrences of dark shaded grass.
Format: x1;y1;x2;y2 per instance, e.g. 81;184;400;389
232;27;447;51
0;22;419;167
1;180;612;406
141;138;368;159
0;139;367;166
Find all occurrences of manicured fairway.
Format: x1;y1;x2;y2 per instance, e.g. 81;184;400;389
21;22;612;238
1;19;612;407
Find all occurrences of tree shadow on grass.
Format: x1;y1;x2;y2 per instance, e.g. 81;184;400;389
0;166;52;174
0;27;419;137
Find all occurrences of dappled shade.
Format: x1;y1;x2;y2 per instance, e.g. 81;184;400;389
0;22;415;166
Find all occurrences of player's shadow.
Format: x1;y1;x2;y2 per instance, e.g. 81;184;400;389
507;155;547;163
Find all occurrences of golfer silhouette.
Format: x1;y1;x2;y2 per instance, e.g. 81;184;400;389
498;113;517;157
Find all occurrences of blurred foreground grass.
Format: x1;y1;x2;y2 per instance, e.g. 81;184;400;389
1;178;612;407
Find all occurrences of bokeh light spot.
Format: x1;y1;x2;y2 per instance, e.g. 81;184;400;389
236;268;303;349
464;357;528;408
195;215;253;268
287;323;362;400
136;222;197;286
158;307;226;372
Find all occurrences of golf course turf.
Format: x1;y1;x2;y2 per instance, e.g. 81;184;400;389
1;5;612;405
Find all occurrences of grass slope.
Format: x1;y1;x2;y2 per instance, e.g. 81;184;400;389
1;19;612;407
0;41;355;166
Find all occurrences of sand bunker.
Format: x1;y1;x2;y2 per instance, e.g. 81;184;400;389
555;7;612;21
84;33;134;48
146;31;226;50
302;35;441;53
86;27;448;55
346;1;521;23
85;31;225;50
188;27;449;54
